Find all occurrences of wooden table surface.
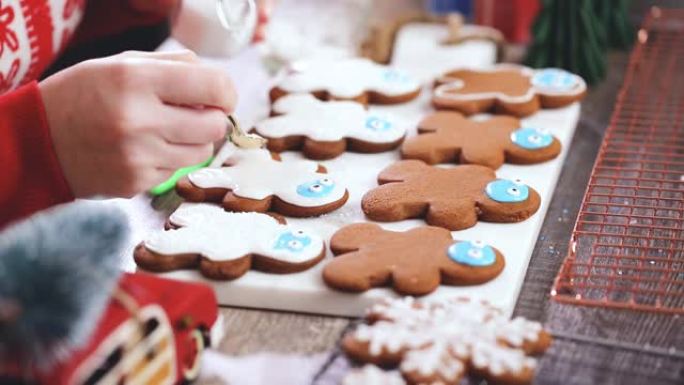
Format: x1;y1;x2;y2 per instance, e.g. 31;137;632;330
131;3;682;384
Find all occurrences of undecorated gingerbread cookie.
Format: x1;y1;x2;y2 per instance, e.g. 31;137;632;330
254;94;407;160
134;204;325;279
361;160;540;230
343;297;552;385
401;111;561;169
176;149;349;217
323;223;504;295
432;65;586;117
270;58;421;105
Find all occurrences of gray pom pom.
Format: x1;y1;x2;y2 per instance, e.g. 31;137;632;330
0;201;129;368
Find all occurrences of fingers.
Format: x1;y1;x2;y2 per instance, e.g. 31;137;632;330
119;50;199;63
159;143;214;170
149;61;237;112
253;0;273;42
132;135;213;171
158;105;227;144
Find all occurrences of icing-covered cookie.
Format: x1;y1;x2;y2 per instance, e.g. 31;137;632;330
401;111;561;169
343;297;552;385
323;223;504;295
176;149;349;217
432;65;586;117
270;58;421;105
361;160;540;230
134;204;325;279
254;94;407;160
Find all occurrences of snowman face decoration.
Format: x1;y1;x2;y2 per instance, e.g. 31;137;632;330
447;240;496;267
365;116;393;132
531;68;580;92
296;178;336;198
485;179;530;203
273;230;313;253
510;127;553;150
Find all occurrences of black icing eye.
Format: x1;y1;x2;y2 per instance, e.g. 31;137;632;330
288;240;303;250
467;248;483;259
296;230;306;235
507;187;521;196
309;184;323;192
319;178;333;186
472;240;485;248
529;134;542;143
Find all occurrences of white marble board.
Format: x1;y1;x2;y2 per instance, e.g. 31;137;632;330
148;23;580;317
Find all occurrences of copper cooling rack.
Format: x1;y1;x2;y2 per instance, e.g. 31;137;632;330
552;7;684;314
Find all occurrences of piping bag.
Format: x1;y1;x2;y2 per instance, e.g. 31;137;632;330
150;0;265;196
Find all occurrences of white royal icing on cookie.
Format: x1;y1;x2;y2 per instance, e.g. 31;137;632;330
350;297;545;379
342;365;405;385
144;203;324;263
434;64;586;104
278;57;420;99
470;340;536;376
400;342;465;381
255;94;407;144
187;149;347;208
354;322;431;356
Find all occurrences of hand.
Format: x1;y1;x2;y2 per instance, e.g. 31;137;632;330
40;50;236;198
253;0;276;42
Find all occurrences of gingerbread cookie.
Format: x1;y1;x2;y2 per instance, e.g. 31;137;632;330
176;149;349;217
255;94;407;160
323;223;504;295
401;111;561;169
432;65;586;117
134;203;325;279
361;161;540;230
270;58;421;105
343;297;552;385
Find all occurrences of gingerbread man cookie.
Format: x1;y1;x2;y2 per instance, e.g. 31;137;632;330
401;111;561;169
254;94;407;160
270;58;421;105
361;161;540;230
134;204;325;280
432;65;586;117
323;223;504;295
176;149;349;217
343;297;552;385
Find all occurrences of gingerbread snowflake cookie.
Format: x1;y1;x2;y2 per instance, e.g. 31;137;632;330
343;297;552;385
361;160;540;230
134;204;325;279
270;58;421;105
401;111;561;169
254;94;407;160
323;223;504;295
176;149;349;217
432;65;586;117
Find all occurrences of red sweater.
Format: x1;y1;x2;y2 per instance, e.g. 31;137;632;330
0;0;165;227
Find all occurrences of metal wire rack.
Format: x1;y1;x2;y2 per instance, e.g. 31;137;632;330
552;7;684;314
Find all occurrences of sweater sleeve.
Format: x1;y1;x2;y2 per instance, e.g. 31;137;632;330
0;82;73;228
